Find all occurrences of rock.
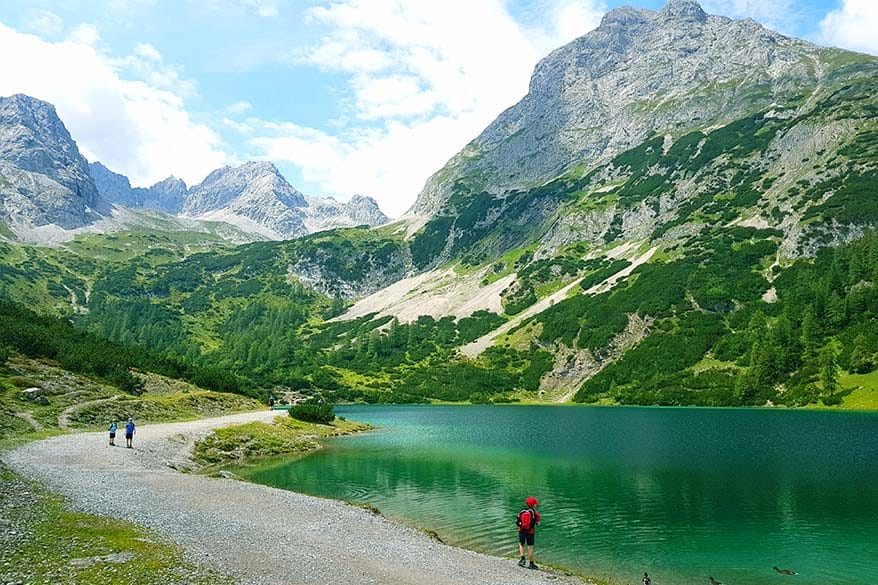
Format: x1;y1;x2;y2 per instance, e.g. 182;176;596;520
407;0;861;217
216;470;239;480
0;94;107;235
182;161;388;239
21;388;43;401
89;158;390;241
89;162;188;213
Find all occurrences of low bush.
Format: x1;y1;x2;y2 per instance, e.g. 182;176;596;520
289;403;335;424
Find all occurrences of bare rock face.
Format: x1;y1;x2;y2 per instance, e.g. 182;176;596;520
89;161;140;208
142;176;187;214
89;162;187;213
303;194;389;233
409;0;830;217
182;161;311;239
0;94;104;230
183;161;388;240
89;158;388;240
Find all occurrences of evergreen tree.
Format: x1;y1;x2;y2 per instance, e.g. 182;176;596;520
819;337;842;397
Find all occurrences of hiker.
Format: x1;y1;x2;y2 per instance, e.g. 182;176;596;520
643;572;652;585
268;395;276;409
125;418;136;449
516;495;541;569
108;421;117;446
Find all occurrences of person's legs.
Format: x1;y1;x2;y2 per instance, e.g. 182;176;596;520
527;533;538;569
518;532;527;566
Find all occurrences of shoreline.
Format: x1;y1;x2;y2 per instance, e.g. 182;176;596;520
2;410;586;585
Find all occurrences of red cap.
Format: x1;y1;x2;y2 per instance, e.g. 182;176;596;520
525;496;539;507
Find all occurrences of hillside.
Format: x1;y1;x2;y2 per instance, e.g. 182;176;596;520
0;0;875;408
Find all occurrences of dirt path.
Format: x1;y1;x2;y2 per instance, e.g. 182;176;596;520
3;411;582;585
57;395;120;429
14;412;43;431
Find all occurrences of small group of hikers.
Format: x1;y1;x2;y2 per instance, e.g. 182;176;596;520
107;418;136;448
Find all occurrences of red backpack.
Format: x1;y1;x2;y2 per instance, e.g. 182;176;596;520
517;508;536;531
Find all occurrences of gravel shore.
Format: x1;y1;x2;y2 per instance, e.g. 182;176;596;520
2;411;582;585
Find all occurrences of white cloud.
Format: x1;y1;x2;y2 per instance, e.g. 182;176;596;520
226;101;253;115
819;0;878;55
256;0;606;217
0;23;227;187
189;0;280;17
25;10;63;37
67;23;102;46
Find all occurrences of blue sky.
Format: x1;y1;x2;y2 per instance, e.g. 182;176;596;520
0;0;875;216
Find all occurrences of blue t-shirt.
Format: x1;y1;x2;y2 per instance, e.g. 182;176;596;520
125;421;135;435
108;423;117;433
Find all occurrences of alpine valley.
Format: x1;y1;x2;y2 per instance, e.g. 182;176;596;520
2;0;878;412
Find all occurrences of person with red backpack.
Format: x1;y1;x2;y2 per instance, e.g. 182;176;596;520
516;495;541;569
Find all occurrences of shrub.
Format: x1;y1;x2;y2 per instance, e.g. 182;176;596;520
289;403;335;424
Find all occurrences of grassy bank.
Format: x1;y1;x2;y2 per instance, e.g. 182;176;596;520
0;463;232;585
193;414;370;467
0;355;263;446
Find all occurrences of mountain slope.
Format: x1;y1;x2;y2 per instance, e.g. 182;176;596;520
89;162;188;213
88;160;390;241
0;0;876;408
409;0;870;219
0;94;105;235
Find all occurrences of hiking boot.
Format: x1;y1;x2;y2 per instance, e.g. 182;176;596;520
518;558;527;567
528;562;539;570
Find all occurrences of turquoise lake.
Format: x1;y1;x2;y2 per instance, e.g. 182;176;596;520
239;405;878;585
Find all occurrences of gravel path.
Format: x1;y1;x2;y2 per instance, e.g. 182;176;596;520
2;411;582;585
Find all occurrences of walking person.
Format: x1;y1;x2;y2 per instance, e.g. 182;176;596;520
643;572;652;585
108;420;117;446
125;417;136;449
516;495;541;569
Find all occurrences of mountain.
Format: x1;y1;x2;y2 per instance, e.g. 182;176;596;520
182;161;309;238
88;159;390;240
0;94;105;235
1;1;876;409
303;194;390;233
181;161;389;239
143;176;187;213
410;0;868;218
404;0;878;270
89;162;187;213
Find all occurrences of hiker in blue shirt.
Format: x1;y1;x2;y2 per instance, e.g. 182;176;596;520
125;418;136;449
108;421;117;446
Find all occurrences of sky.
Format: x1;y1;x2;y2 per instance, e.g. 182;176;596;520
0;0;876;217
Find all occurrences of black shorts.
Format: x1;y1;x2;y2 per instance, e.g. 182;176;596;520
519;531;535;546
125;433;133;440
109;433;116;438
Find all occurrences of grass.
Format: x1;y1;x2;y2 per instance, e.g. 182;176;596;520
837;370;878;410
193;414;370;467
0;354;263;443
68;390;263;427
0;465;233;585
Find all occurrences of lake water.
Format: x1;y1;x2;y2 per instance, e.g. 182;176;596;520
239;405;878;585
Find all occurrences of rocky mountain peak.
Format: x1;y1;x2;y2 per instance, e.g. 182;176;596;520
659;0;707;22
1;94;103;232
183;160;307;217
408;0;826;217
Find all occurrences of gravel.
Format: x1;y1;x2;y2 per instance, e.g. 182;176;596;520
2;411;583;585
